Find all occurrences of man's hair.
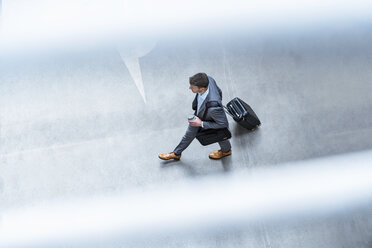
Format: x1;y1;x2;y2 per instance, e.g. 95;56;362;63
189;73;209;88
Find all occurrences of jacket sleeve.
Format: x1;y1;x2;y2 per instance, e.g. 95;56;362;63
202;107;229;130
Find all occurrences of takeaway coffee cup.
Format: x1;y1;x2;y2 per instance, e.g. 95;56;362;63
188;114;196;121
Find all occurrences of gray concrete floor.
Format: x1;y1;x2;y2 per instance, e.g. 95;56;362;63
1;23;372;247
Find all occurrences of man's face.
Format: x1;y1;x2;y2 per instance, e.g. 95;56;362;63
189;84;202;93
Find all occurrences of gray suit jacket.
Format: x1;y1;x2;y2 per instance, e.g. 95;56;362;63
173;76;229;154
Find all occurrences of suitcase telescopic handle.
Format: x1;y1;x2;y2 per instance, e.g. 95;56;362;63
223;105;242;120
223;106;234;117
234;100;248;117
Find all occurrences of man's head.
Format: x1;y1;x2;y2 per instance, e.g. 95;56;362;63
189;72;209;93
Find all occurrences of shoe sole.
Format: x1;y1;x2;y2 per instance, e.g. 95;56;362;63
209;153;232;160
159;157;181;161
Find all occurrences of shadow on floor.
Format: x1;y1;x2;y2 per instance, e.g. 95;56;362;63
232;123;260;137
159;155;233;175
221;155;233;172
160;159;201;177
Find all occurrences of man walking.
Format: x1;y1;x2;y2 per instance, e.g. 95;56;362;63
158;72;232;160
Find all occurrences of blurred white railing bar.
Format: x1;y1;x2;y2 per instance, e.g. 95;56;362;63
1;150;372;247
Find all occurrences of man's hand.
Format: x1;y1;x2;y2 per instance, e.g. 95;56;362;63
188;116;202;127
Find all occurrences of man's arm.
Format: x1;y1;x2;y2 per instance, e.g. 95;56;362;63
202;107;229;129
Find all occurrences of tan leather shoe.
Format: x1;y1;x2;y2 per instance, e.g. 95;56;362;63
209;149;232;159
158;152;181;160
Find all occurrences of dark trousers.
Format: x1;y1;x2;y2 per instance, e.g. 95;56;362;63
173;126;231;155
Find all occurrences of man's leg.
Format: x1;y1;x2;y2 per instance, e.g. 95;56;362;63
209;140;232;159
218;140;231;153
173;125;199;155
159;125;199;160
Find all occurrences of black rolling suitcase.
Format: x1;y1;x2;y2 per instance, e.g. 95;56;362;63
224;97;261;130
